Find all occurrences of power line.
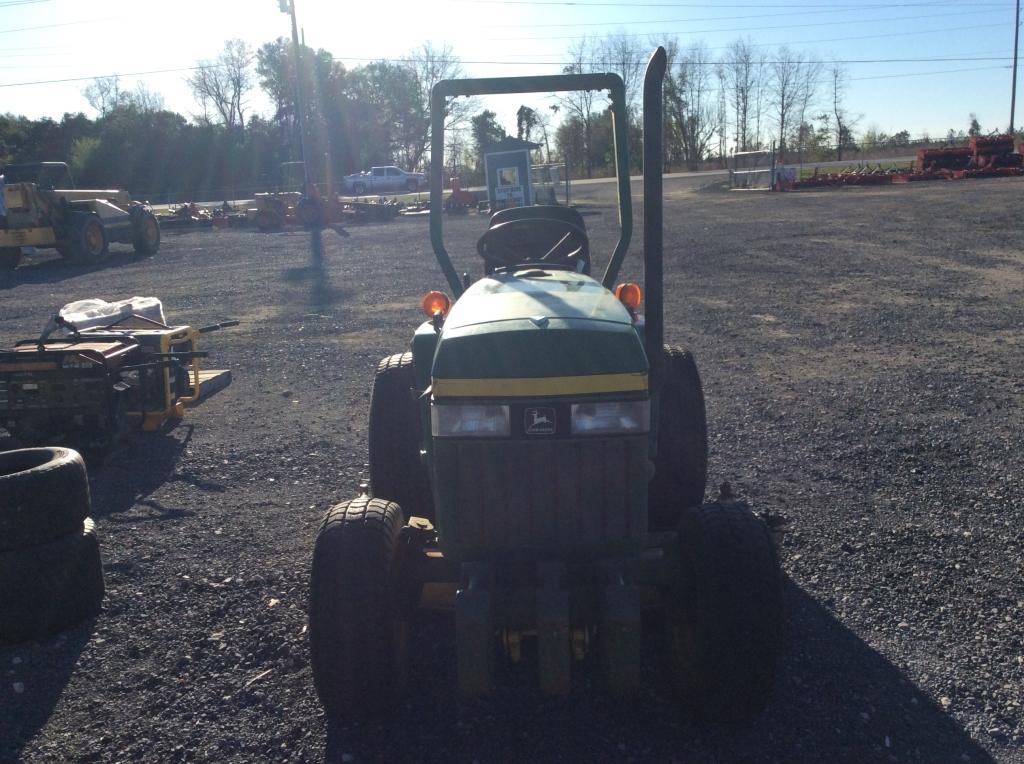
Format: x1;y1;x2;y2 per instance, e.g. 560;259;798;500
0;17;115;35
451;0;1008;6
850;64;1011;81
0;66;205;88
336;55;1012;66
0;54;1013;90
478;4;1009;29
1;20;1006;60
473;8;1014;41
720;22;1008;50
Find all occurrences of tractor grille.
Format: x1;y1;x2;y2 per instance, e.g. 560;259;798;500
432;435;648;556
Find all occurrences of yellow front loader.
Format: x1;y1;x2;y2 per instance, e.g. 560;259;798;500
0;162;161;270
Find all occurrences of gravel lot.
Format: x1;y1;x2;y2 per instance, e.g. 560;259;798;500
0;176;1022;763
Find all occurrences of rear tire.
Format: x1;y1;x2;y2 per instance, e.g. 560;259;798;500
648;346;708;530
352;181;366;196
131;208;161;256
309;496;407;720
0;247;21;270
0;518;104;645
405;179;418;193
666;499;783;720
0;447;91;552
369;353;434;520
69;214;108;264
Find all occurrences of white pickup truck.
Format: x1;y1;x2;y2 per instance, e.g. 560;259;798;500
343;166;426;195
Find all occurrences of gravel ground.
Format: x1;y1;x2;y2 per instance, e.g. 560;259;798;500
0;176;1022;763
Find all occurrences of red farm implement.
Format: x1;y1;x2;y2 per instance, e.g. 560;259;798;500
789;135;1023;190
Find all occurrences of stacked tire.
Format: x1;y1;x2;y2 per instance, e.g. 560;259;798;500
0;448;104;644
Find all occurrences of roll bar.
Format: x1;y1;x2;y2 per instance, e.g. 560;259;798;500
429;72;632;297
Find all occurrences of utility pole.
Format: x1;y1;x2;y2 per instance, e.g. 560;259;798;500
279;0;311;195
1012;0;1020;134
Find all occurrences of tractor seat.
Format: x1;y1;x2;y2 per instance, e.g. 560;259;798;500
478;206;591;274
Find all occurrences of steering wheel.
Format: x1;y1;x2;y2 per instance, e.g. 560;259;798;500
476;218;591;274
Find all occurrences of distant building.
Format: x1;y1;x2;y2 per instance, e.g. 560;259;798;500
483;136;542;210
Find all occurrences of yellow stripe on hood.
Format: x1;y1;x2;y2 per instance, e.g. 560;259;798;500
432;372;648;398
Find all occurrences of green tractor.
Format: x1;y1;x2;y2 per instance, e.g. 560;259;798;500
309;49;783;721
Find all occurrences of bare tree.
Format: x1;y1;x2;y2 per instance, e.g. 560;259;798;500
187;39;255;129
722;39;756;151
828;63;858;160
535;107;555;163
82;75;123;117
556;36;600;177
752;50;769;149
715;68;728;164
126;82;164;113
403;41;477;168
598;32;646;117
666;42;718;170
770;45;807;157
791;55;822;160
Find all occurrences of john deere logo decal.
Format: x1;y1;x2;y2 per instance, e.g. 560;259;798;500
525;407;555;435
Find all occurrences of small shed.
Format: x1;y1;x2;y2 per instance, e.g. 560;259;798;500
484;136;542;210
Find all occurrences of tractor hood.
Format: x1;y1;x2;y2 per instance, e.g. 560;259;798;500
431;271;648;398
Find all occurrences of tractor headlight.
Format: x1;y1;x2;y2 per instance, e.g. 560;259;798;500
570;400;650;435
432;403;510;437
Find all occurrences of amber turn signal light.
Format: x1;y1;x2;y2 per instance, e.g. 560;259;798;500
421;290;451;317
614;282;642;310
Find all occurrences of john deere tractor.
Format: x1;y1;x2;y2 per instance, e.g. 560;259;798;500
309;49;783;721
0;162;160;270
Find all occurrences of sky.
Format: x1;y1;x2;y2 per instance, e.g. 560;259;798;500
0;0;1020;144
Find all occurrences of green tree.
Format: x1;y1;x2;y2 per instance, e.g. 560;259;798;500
346;62;425;169
516;105;538;142
470;110;506;180
968;113;982;137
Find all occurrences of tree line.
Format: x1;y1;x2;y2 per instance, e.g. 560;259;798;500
0;33;1001;201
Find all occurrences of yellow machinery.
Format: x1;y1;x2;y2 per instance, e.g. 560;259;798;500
0;162;161;269
0;314;233;451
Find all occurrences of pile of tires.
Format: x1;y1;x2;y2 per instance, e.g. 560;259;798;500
0;448;104;644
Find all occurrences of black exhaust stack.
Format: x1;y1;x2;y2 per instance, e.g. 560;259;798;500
643;46;667;390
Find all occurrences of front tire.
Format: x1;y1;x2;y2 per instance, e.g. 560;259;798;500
369;353;433;521
131;208;161;256
309;496;407;720
648;346;708;529
667;499;783;720
69;214;108;264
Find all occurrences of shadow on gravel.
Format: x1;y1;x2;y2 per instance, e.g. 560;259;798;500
87;426;194;518
323;580;993;763
0;618;95;762
0;252;141;290
282;229;347;308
